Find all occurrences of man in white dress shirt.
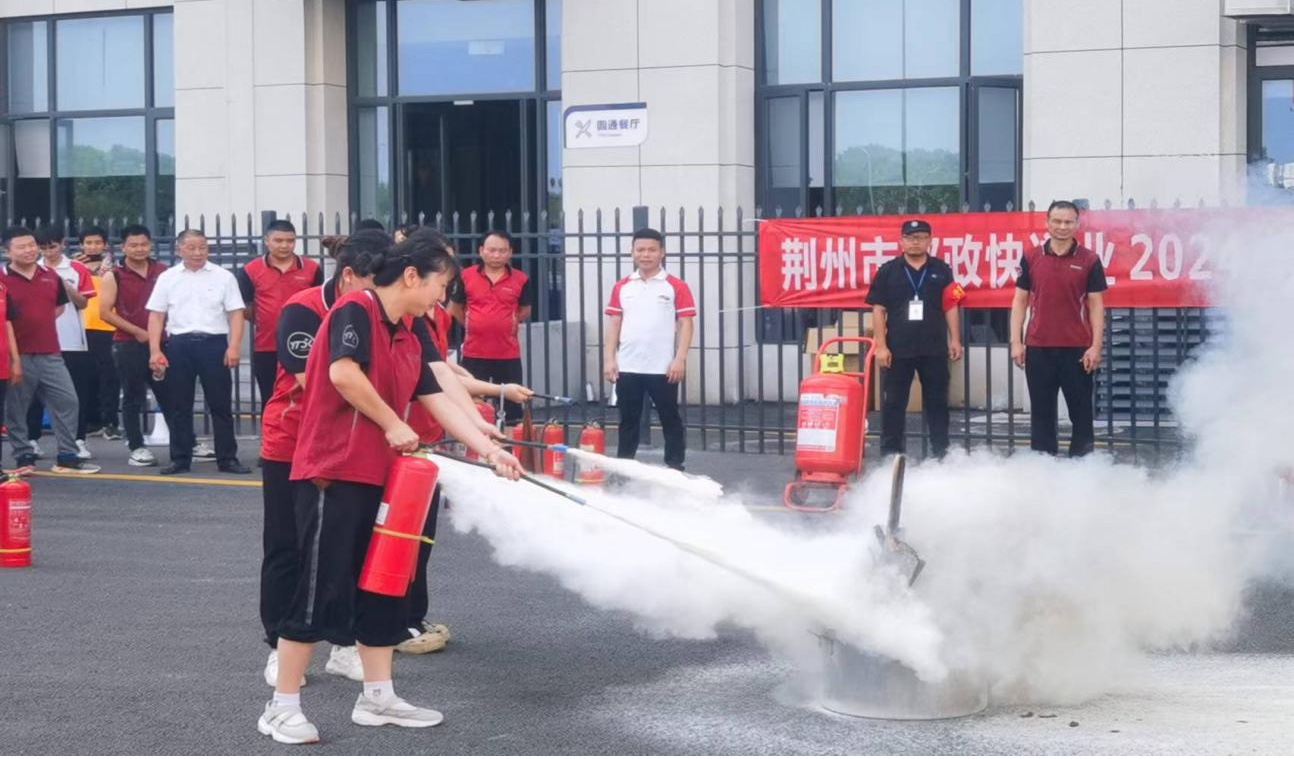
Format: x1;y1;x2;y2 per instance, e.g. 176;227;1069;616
146;229;251;475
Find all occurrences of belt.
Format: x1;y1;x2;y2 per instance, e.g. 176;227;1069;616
167;332;226;341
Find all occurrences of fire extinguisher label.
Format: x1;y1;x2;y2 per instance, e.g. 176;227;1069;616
8;499;31;541
796;394;842;452
554;454;564;477
376;502;390;526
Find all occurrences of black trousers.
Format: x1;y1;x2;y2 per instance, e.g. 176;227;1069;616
112;341;171;451
253;351;277;410
406;488;441;627
163;333;238;467
261;460;298;648
1025;346;1095;457
615;372;686;470
880;355;951;457
459;356;524;424
278;479;406;648
85;330;119;429
28;351;98;440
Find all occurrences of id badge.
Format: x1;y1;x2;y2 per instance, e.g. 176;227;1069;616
907;299;924;321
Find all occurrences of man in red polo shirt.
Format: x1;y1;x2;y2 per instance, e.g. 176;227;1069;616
449;230;531;423
0;226;99;474
1010;200;1107;457
237;219;323;407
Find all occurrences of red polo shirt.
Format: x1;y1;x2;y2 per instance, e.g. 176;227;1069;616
110;261;168;343
1;264;70;355
237;254;323;353
1016;241;1108;348
0;283;12;379
406;307;453;443
260;279;337;463
452;264;531;360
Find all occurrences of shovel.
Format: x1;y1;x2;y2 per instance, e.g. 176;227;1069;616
873;454;926;587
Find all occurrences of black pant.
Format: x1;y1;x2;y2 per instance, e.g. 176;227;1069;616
615;372;686;470
880;354;951;457
279;480;405;648
85;331;119;429
112;341;171;451
406;488;441;627
261;459;298;648
460;356;524;423
253;351;277;410
1025;346;1095;457
164;333;237;467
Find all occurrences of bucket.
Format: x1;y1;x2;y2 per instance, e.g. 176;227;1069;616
817;632;988;720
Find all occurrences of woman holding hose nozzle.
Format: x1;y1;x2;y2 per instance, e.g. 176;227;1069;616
259;231;522;745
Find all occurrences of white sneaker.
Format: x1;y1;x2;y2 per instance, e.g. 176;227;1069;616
351;694;443;728
75;440;93;460
192;442;217;460
30;439;43;459
324;645;364;682
128;447;158;467
257;701;319;745
263;650;306;689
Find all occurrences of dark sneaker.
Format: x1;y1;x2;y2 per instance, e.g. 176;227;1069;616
218;461;252;474
160;463;192;475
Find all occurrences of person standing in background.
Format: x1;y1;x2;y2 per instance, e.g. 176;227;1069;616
74;225;122;442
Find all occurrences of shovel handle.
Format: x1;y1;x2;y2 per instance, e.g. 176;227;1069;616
887;454;906;534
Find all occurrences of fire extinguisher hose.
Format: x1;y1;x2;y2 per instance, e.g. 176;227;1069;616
371;526;435;545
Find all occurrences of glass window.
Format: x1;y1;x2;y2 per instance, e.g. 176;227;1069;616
1261;80;1294;165
808;91;825;212
7;21;48;114
157;119;176;232
56;16;146;111
14;120;51;224
546;0;561;91
356;1;389;97
832;0;959;81
153;13;174;107
833;87;959;214
357;106;392;222
977;87;1017;210
0;124;7;218
397;0;536;96
972;0;1022;76
763;0;821;85
765;96;802;213
55;117;147;225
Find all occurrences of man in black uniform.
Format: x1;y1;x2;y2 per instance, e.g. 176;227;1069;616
865;219;965;458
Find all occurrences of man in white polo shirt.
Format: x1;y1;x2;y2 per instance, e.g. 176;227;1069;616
146;229;251;475
603;228;696;471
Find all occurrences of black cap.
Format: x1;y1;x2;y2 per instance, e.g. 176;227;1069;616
901;219;932;236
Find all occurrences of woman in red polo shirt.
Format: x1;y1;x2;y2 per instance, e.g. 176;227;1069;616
259;232;521;745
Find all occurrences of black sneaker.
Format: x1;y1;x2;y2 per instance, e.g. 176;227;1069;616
160;462;192;475
218;460;252;475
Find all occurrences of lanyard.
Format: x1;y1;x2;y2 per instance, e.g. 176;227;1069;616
904;266;929;300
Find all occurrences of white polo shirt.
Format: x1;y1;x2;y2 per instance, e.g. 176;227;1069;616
605;268;696;374
145;260;245;336
40;255;95;352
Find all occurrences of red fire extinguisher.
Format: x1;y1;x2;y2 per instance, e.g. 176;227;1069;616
575;422;606;485
358;452;439;596
0;474;33;568
541;420;565;478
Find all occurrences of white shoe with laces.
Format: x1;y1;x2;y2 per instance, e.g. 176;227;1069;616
128;447;157;467
30;439;43;459
324;645;364;682
75;440;93;460
192;441;217;460
263;650;306;689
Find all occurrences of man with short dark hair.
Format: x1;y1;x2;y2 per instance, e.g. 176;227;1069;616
32;225;97;459
237;219;323;407
0;226;100;474
867;219;965;459
449;230;532;423
1010;200;1107;457
603;228;695;471
74;225;122;441
147;230;250;475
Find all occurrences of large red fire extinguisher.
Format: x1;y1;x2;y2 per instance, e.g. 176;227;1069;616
540;420;565;478
1;474;33;568
575;422;606;485
784;336;875;512
359;452;439;596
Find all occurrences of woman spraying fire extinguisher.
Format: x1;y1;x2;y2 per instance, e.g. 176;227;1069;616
260;231;522;745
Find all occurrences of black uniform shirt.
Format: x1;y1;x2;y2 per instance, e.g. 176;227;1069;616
865;255;955;358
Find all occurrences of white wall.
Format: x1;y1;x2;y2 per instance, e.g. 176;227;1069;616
0;1;171;15
1023;0;1248;207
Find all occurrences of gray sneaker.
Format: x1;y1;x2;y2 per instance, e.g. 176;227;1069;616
257;701;319;744
192;442;217;460
350;694;443;728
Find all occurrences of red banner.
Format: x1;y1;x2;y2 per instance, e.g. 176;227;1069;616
758;209;1285;309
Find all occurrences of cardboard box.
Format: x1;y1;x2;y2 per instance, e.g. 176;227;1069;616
803;311;920;413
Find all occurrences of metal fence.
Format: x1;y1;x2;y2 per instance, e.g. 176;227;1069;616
9;201;1212;466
